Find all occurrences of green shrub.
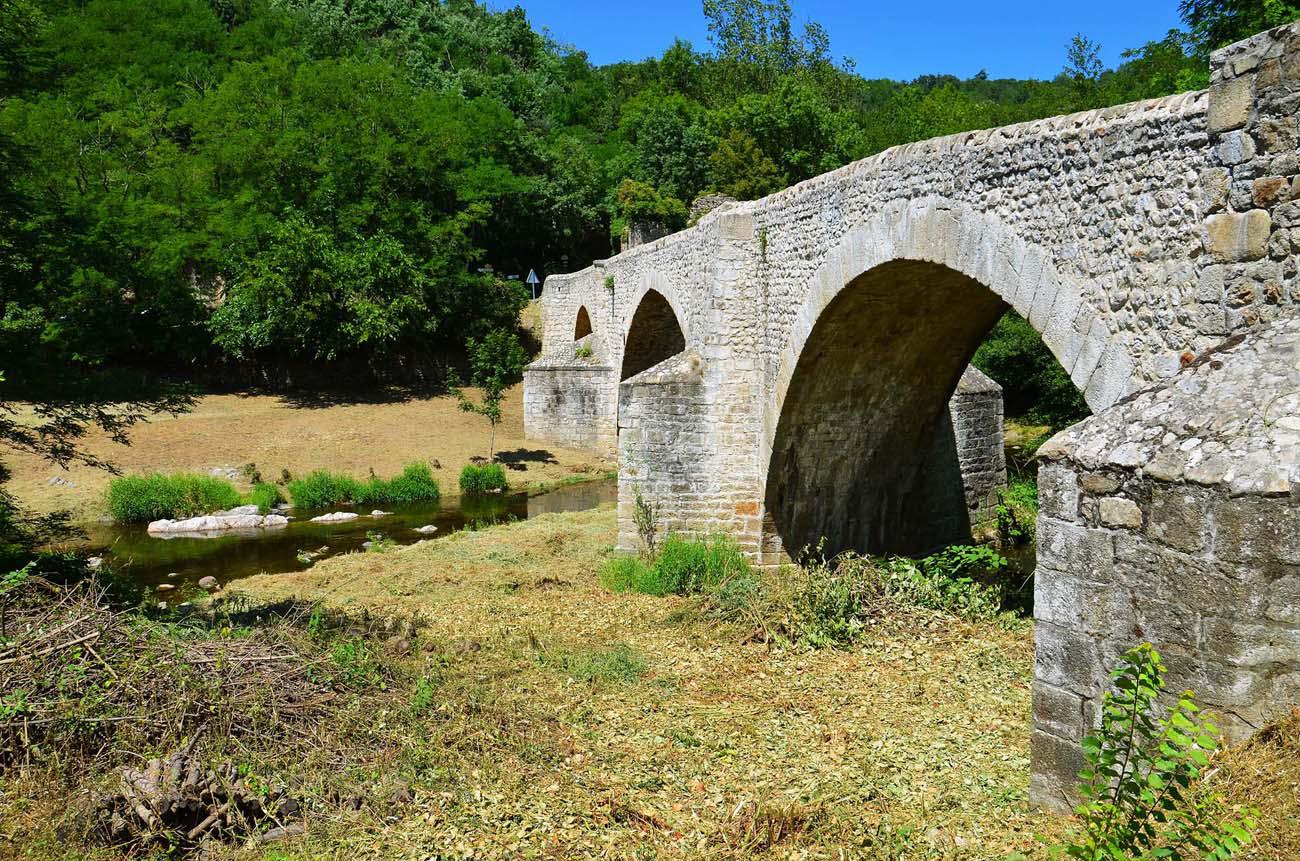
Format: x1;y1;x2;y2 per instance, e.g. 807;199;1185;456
652;534;751;596
289;464;440;509
362;462;441;505
246;482;284;514
287;470;365;510
997;476;1039;544
1064;644;1257;860
106;473;243;523
459;462;507;494
601;535;753;598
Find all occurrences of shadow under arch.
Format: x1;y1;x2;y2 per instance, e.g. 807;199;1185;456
621;289;686;380
765;259;1032;559
574;305;593;340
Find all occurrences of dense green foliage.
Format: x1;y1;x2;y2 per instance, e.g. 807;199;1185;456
974;311;1090;427
3;0;1280;387
105;473;243;523
246;481;284;514
287;463;440;510
458;462;508;494
600;534;752;597
1065;643;1257;860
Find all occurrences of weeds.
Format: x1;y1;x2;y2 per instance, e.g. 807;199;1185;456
544;643;647;684
601;534;751;597
632;489;660;557
247;481;284;513
105;472;243;522
460;462;508;493
997;476;1039;544
288;462;440;509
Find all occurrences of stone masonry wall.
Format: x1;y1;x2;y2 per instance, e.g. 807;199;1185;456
1030;313;1300;810
948;367;1007;539
522;335;616;458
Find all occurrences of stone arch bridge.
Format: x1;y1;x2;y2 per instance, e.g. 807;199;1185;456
524;25;1300;807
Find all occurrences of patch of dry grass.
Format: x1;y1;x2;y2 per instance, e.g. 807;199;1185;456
5;386;611;522
1219;708;1300;861
230;506;1067;859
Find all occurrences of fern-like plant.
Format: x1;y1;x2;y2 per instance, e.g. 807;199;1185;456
1065;644;1257;861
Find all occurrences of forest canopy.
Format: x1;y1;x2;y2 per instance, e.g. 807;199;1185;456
0;0;1293;387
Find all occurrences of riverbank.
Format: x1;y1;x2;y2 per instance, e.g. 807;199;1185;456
6;386;612;523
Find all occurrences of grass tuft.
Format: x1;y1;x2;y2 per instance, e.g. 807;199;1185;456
246;481;284;513
545;643;647;684
600;535;752;597
105;473;243;523
459;462;508;494
288;462;440;509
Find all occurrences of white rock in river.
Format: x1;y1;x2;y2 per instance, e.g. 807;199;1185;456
414;524;438;534
311;511;361;523
371;510;391;517
198;576;219;590
218;504;262;517
147;513;290;534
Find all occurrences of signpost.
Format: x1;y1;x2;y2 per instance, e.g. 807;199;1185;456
526;269;541;300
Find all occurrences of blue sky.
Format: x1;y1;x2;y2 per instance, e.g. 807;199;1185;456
507;1;1185;81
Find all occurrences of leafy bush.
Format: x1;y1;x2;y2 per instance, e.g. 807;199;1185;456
973;311;1089;428
997;477;1039;544
106;474;243;523
883;546;1008;621
459;463;507;494
601;535;753;598
1064;644;1257;860
287;471;365;510
288;464;440;509
246;482;284;514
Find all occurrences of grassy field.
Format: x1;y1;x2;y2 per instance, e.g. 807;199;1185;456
6;386;610;523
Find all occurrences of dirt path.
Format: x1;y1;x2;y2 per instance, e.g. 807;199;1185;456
7;386;611;522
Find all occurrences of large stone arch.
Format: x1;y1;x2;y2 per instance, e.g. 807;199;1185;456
761;200;1132;559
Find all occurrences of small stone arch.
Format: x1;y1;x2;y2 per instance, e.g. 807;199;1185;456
620;289;686;381
574;305;593;340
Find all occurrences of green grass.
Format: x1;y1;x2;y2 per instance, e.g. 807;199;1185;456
546;644;647;684
105;473;243;523
600;535;752;597
459;462;508;494
246;482;284;514
288;463;440;509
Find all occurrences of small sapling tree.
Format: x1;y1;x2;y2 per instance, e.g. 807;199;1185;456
1063;643;1257;861
452;329;527;463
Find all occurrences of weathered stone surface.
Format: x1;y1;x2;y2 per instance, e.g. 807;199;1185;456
310;512;360;523
1203;210;1272;261
1208;75;1252;133
1099;496;1143;529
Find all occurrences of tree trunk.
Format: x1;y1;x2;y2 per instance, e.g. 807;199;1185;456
488;420;496;463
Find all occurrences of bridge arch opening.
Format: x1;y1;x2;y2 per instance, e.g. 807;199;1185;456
574;306;593;340
621;289;685;380
764;259;1081;560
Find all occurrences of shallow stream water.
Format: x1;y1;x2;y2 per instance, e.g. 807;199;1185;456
86;479;617;595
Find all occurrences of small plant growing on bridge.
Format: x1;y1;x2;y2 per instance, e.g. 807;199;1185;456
1064;643;1257;861
604;274;615;292
452;328;527;463
632;490;660;558
574;344;593;359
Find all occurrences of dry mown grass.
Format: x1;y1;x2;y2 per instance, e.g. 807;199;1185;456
7;506;1295;859
230;506;1065;859
5;386;611;522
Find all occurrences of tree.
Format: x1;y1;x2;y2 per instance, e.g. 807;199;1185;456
1181;0;1300;57
1065;34;1104;108
453;329;528;463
